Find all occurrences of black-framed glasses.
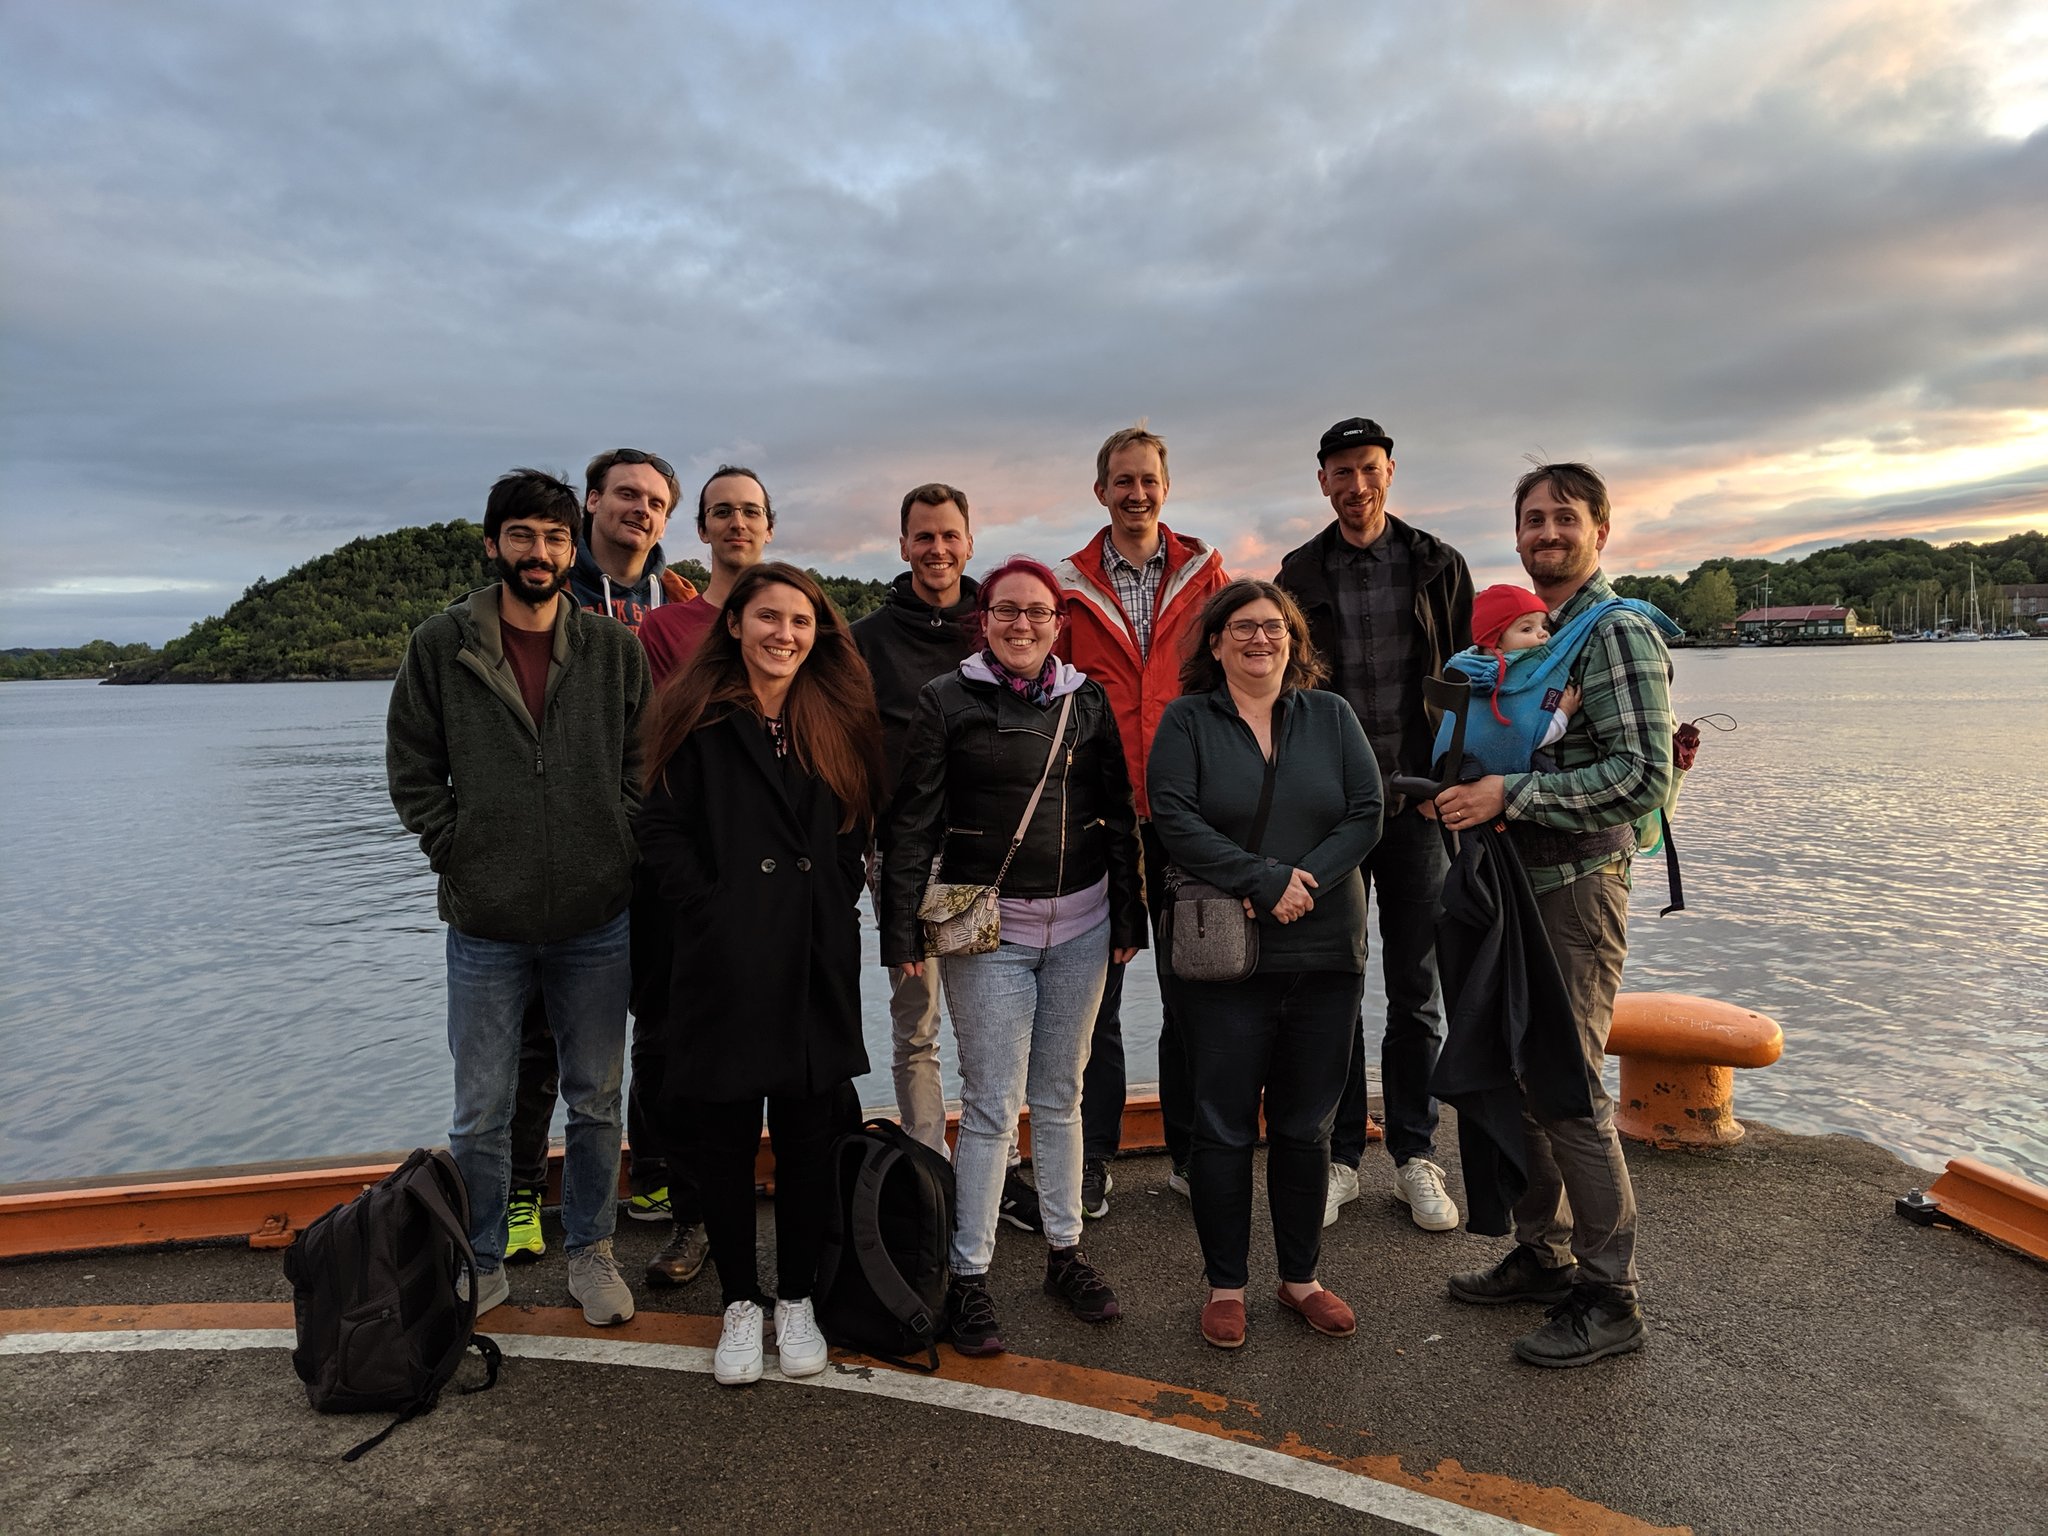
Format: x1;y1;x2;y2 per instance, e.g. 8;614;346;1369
609;448;676;479
989;602;1060;626
1224;618;1288;640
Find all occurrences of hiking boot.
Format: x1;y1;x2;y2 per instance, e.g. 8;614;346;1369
1080;1161;1112;1219
1447;1245;1580;1306
1513;1285;1646;1368
715;1299;764;1385
1322;1163;1360;1228
946;1275;1006;1357
1278;1284;1356;1338
1165;1163;1192;1199
774;1296;828;1378
999;1169;1043;1233
566;1240;635;1326
625;1185;672;1223
1394;1158;1460;1232
1044;1246;1121;1324
645;1221;709;1288
505;1187;546;1263
457;1264;510;1318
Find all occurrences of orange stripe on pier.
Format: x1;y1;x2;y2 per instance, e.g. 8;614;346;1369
0;1303;1684;1535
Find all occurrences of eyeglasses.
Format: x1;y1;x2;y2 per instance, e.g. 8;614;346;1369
989;603;1060;626
1224;618;1288;641
609;448;675;479
498;526;573;554
705;502;768;521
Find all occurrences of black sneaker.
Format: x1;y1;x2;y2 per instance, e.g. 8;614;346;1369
1080;1160;1112;1219
1044;1246;1121;1324
999;1168;1043;1233
1513;1284;1646;1368
1447;1244;1580;1306
946;1275;1006;1356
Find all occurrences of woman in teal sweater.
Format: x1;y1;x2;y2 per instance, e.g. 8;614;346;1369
1146;580;1383;1350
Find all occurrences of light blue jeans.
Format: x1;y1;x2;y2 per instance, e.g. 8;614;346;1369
940;917;1110;1273
446;911;630;1272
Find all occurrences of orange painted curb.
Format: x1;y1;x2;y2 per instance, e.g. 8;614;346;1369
1922;1156;2048;1263
1;1303;1683;1535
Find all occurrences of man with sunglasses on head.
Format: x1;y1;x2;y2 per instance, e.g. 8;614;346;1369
1275;418;1473;1238
639;465;777;687
386;468;648;1327
505;448;711;1292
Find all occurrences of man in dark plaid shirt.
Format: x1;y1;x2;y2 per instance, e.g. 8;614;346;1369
1276;418;1474;1239
1436;461;1674;1369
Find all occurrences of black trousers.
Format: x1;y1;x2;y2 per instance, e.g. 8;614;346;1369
680;1081;860;1308
1080;820;1191;1166
1175;969;1364;1290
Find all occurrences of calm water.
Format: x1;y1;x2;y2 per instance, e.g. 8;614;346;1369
2;644;2044;1186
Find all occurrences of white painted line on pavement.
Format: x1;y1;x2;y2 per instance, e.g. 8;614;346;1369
4;1328;1543;1536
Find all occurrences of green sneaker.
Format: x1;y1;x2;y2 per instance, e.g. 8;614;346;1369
626;1186;672;1223
505;1187;546;1263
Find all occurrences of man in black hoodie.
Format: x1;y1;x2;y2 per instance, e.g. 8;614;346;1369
855;485;1040;1231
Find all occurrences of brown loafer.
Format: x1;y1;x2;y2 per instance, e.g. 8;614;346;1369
1200;1297;1247;1349
1278;1285;1355;1337
645;1222;710;1288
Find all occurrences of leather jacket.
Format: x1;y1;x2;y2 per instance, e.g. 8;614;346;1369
878;671;1146;966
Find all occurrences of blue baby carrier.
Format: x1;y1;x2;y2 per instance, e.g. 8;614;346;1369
1431;598;1680;778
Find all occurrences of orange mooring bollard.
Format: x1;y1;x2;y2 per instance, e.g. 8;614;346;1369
1606;992;1783;1147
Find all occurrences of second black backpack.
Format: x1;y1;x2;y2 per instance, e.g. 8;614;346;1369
814;1119;955;1371
282;1146;502;1459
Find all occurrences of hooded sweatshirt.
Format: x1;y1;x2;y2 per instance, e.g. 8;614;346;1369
568;540;698;634
851;571;982;798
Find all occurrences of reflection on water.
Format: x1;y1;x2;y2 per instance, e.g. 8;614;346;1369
2;642;2044;1185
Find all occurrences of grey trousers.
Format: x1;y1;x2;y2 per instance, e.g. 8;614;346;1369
1514;868;1640;1294
888;963;950;1155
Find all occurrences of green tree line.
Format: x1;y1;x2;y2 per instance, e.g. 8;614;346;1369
0;640;159;681
1611;530;2046;635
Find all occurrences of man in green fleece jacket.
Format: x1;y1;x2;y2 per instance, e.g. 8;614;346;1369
386;468;650;1328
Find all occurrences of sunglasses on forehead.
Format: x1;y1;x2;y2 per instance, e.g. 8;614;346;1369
610;448;676;479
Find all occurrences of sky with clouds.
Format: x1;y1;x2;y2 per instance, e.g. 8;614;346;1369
4;0;2045;645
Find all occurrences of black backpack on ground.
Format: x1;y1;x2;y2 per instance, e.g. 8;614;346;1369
814;1119;955;1371
282;1146;502;1460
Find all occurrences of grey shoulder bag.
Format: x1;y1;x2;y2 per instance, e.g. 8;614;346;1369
1164;743;1280;984
917;691;1075;958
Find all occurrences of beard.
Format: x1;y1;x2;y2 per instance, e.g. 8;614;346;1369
494;553;568;606
1523;542;1600;589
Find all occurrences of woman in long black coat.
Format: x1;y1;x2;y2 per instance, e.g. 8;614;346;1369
635;561;884;1387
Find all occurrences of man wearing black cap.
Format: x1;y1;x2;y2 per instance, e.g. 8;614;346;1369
1275;419;1473;1235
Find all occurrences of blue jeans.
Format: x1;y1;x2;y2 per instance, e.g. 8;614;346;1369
446;911;630;1271
1332;808;1448;1169
940;917;1110;1273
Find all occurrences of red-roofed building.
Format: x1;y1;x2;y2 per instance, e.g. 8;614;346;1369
1735;605;1882;642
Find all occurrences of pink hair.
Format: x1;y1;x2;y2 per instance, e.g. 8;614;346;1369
972;555;1067;648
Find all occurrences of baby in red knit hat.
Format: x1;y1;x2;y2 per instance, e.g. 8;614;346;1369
1468;584;1582;752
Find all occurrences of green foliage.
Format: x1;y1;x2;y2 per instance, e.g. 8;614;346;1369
1628;530;2047;632
0;640;158;681
814;571;889;623
1611;574;1681;621
1679;568;1739;635
107;521;495;683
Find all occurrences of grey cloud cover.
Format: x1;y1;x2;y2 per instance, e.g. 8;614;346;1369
3;0;2044;644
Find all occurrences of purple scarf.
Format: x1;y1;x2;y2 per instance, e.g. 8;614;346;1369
980;648;1058;708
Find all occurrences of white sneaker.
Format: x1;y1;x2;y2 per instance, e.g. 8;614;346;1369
457;1264;510;1318
715;1300;765;1386
1323;1163;1361;1228
1394;1158;1460;1232
774;1296;828;1379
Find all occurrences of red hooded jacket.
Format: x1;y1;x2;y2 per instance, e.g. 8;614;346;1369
1055;525;1228;817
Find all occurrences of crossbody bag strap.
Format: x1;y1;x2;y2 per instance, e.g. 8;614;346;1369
990;690;1076;890
1245;709;1282;856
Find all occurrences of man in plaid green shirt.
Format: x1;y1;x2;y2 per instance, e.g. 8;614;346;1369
1434;462;1674;1369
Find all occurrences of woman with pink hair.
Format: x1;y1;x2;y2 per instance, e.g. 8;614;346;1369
879;556;1147;1355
